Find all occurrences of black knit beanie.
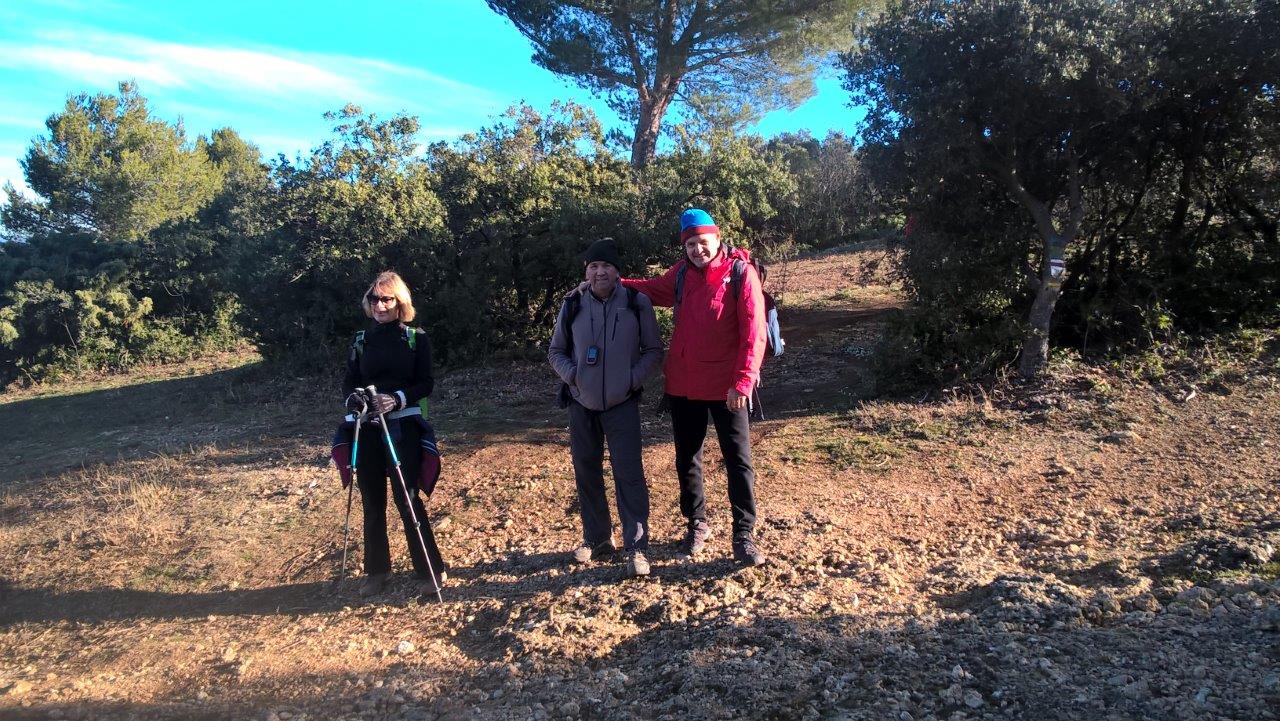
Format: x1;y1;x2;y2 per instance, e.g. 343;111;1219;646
581;237;621;270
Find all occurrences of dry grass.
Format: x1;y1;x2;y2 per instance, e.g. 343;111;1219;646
73;465;184;548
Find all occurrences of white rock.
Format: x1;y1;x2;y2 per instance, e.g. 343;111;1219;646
396;640;416;655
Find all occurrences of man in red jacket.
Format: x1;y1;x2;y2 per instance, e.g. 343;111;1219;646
622;208;768;566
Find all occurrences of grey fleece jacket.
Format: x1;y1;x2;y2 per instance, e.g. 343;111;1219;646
547;283;663;412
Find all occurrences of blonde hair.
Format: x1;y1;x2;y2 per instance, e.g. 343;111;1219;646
361;271;416;323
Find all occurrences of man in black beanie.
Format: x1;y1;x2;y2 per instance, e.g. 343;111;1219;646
548;238;664;578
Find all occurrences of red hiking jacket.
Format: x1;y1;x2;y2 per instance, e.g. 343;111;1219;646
622;247;767;401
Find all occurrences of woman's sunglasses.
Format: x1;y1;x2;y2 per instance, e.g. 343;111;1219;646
367;294;397;305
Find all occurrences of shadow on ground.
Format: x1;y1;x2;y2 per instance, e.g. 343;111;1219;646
5;580;1275;721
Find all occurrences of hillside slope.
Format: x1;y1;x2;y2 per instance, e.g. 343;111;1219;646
2;243;1277;721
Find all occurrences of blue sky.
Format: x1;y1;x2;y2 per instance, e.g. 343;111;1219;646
0;0;865;196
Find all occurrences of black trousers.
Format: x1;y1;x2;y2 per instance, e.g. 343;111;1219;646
669;395;758;538
569;398;650;550
355;418;444;580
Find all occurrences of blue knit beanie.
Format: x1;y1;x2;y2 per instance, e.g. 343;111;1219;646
680;208;718;241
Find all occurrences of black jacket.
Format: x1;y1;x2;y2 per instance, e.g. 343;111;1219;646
343;321;434;406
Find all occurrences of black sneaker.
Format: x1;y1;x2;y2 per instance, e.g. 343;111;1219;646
679;520;712;558
733;535;767;567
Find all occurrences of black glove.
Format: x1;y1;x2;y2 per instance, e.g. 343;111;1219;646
369;392;401;415
345;392;368;413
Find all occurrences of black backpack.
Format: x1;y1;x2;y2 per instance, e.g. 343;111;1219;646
673;249;784;358
553;286;642;408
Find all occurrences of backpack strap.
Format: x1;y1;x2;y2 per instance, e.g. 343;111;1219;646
553;291;583;409
625;285;641;322
729;258;747;304
558;291;583;359
405;326;418;351
351;330;366;362
673;261;689;322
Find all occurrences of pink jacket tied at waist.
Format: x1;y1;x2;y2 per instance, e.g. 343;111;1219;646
622;247;767;401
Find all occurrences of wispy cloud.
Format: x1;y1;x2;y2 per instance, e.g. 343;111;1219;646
0;155;32;198
0;29;500;112
0;113;46;130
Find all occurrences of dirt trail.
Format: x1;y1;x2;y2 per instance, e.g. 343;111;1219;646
1;242;1277;721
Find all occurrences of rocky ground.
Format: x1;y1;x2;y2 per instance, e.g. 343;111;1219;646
1;242;1277;720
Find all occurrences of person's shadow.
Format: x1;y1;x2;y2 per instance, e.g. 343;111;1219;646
0;578;340;626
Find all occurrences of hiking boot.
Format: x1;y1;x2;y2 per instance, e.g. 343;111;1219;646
358;572;389;597
679;520;712;558
733;535;768;567
625;551;651;578
571;540;616;564
420;576;443;598
416;561;447;584
415;569;445;590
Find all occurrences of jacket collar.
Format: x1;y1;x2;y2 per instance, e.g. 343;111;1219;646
687;246;731;277
369;319;403;335
585;281;623;304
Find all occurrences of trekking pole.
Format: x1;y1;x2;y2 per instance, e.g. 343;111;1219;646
752;386;767;421
367;385;443;603
338;401;366;584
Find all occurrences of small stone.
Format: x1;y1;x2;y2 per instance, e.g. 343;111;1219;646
558;700;580;717
1129;593;1161;612
1121;680;1149;700
1045;462;1075;477
435;517;452;531
4;680;33;696
396;640;416;655
1176;587;1216;604
221;646;237;663
963;690;983;708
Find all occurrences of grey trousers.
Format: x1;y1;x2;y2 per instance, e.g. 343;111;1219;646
568;397;650;551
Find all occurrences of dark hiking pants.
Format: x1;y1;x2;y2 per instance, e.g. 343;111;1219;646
569;397;650;551
355;418;445;581
669;395;758;538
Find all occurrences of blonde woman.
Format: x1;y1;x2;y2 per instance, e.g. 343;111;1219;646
338;271;444;597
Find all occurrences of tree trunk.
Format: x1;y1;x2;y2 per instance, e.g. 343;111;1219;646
1018;236;1068;377
631;93;674;170
984;145;1084;379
